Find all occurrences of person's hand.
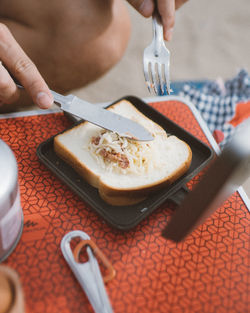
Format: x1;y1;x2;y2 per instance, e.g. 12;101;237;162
0;23;53;109
126;0;188;41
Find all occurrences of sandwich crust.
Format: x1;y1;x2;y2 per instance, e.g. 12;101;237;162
54;100;192;206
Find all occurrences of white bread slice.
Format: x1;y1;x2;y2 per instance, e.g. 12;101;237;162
54;100;192;206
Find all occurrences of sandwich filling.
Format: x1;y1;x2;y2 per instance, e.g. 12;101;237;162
87;128;168;174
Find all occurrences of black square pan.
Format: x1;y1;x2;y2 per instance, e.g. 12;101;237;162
36;96;214;230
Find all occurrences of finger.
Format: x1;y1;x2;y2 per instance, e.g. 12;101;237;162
0;61;20;105
126;0;154;17
175;0;188;10
157;0;175;41
0;23;53;109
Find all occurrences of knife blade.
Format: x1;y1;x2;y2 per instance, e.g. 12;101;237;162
52;91;153;141
16;84;153;141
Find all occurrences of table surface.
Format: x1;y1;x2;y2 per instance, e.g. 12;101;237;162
1;96;249;313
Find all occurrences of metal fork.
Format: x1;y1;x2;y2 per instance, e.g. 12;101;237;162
143;9;171;95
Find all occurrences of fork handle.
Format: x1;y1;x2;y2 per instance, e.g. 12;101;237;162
152;10;164;57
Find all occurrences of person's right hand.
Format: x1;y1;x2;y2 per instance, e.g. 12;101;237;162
0;23;53;109
127;0;188;41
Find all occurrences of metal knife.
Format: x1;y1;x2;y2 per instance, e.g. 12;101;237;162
17;84;153;141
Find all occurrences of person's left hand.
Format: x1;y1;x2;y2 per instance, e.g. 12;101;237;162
126;0;188;41
0;24;53;110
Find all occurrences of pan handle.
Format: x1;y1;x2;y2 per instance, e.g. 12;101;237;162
168;185;189;206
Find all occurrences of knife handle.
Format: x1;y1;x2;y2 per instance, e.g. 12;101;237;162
49;91;74;107
16;83;73;107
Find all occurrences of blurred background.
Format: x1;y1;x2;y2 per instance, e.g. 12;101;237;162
73;0;250;103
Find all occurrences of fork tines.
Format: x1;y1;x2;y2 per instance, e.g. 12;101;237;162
144;56;171;95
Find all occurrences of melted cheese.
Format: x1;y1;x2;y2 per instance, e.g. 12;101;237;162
87;128;168;174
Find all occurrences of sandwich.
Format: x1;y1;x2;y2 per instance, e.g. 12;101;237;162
54;100;192;206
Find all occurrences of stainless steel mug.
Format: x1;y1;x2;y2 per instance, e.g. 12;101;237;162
0;139;23;262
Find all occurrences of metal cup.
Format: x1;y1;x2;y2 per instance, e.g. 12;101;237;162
0;139;23;262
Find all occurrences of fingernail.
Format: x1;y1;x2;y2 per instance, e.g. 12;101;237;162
139;0;153;16
36;92;53;109
165;28;174;41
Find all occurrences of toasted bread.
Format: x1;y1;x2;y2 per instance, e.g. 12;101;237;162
54;100;192;205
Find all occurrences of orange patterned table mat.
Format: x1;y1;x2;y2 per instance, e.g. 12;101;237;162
1;100;249;313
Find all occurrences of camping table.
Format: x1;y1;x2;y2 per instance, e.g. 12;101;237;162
1;95;249;313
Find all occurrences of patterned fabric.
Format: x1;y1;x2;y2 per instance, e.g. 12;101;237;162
1;102;249;313
179;69;250;148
